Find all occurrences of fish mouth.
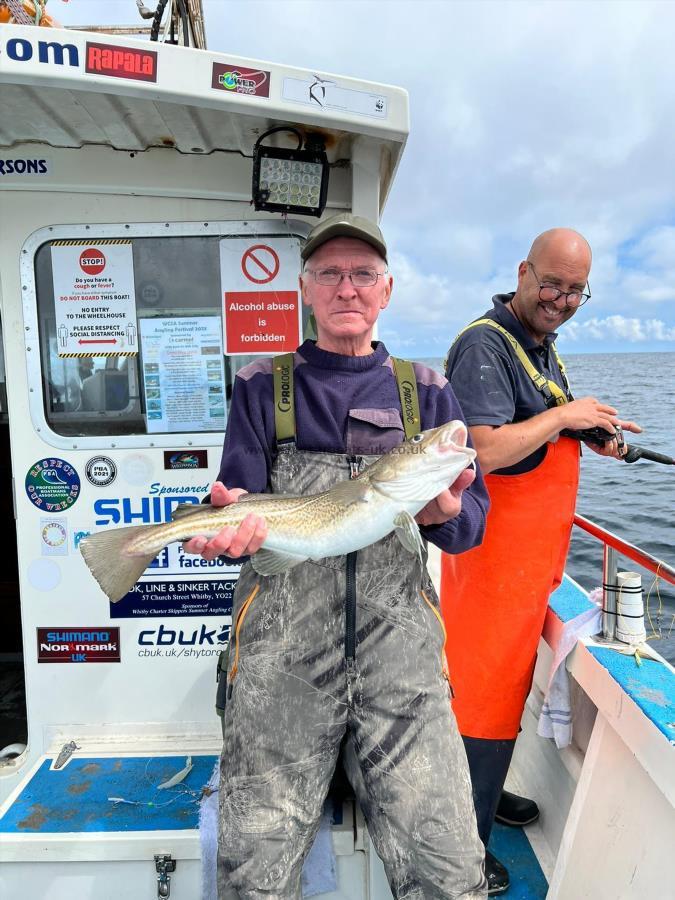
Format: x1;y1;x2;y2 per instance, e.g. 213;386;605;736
435;420;471;455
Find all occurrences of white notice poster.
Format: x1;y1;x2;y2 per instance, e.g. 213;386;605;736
51;241;138;357
140;317;225;434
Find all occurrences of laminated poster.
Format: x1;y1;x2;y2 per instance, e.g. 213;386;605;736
139;317;225;434
50;241;138;358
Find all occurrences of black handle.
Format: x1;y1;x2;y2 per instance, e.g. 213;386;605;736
622;444;675;465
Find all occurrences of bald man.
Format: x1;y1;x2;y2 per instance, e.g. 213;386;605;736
441;229;640;894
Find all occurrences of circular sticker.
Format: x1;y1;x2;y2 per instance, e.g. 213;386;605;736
79;247;106;275
27;559;61;592
121;453;155;486
26;459;80;512
42;520;67;549
85;455;117;487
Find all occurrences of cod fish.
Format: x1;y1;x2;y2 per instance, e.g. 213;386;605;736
80;421;475;603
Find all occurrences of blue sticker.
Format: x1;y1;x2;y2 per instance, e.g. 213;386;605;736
26;458;80;512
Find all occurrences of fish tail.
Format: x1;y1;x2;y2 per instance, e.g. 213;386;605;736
79;524;160;603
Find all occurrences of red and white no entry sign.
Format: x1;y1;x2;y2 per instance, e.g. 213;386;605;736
241;244;280;284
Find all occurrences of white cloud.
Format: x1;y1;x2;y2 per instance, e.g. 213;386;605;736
562;315;675;343
53;0;675;351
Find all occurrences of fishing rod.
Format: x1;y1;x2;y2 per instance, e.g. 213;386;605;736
560;426;675;466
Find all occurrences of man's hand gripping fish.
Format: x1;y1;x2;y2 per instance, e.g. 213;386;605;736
80;421;475;603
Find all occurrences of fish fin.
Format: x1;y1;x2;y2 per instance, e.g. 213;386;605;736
328;480;373;505
171;502;210;520
79;527;157;603
251;548;308;576
393;511;424;561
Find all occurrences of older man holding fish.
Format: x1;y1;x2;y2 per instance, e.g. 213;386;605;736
184;214;489;899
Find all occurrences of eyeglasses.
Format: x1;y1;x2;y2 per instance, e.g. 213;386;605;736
305;266;387;287
528;262;591;307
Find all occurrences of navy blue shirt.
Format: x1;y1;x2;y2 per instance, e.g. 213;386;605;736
217;340;489;554
445;294;572;474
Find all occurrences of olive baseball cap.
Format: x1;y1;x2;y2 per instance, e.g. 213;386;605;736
301;212;388;263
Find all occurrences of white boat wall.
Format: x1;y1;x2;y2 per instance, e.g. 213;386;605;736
0;19;673;900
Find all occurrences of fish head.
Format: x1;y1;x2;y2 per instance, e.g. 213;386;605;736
368;421;477;507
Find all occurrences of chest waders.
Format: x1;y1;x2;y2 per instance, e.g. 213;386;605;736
216;352;487;900
440;321;579;848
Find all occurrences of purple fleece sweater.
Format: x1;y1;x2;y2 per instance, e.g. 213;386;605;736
216;340;488;554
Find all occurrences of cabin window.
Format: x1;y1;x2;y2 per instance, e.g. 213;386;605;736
28;224;308;444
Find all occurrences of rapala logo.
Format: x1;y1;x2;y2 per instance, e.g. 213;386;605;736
0;158;49;176
86;41;157;82
138;623;229;647
3;37;79;67
79;248;106;275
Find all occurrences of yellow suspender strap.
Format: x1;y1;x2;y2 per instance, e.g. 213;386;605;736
272;353;296;442
454;318;569;408
391;357;422;440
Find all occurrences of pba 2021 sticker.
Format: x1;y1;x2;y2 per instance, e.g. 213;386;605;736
26;459;80;512
85;455;117;487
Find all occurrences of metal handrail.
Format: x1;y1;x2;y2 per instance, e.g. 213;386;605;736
573;513;675;639
573;514;675;586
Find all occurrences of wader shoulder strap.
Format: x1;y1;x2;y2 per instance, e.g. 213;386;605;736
391;357;421;440
453;318;570;408
272;353;296;442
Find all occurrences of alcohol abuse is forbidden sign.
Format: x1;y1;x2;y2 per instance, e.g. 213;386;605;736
221;237;302;355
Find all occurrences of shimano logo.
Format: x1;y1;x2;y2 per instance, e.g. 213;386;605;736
277;362;292;413
401;380;416;425
46;631;109;642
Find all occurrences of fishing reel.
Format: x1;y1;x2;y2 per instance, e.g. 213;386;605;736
559;426;616;446
560;425;675;465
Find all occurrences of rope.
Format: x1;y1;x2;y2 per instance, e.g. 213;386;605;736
4;0;33;24
644;562;664;641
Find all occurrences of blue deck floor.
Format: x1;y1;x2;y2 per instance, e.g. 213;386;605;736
1;754;549;897
489;823;549;899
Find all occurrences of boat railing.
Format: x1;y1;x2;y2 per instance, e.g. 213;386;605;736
573;513;675;640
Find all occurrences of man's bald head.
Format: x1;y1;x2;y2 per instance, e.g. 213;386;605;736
527;228;592;272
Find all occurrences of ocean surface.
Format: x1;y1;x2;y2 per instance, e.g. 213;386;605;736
422;352;675;665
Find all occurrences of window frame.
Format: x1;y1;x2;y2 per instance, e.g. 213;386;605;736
21;218;310;451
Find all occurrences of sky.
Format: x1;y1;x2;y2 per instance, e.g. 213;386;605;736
50;0;675;356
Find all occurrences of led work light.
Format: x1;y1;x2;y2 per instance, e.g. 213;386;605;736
252;127;329;217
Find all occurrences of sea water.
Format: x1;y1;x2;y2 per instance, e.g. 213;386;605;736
422;352;675;664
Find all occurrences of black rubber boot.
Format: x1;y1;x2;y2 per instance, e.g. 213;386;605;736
486;850;510;895
461;736;516;847
462;736;516;896
495;789;540;827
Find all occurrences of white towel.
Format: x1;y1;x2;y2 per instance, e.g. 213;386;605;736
537;601;602;748
199;762;338;899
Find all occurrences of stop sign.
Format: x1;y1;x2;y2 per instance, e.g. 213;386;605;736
79;247;106;275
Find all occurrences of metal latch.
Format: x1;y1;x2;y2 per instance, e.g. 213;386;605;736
53;740;79;770
154;854;176;899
